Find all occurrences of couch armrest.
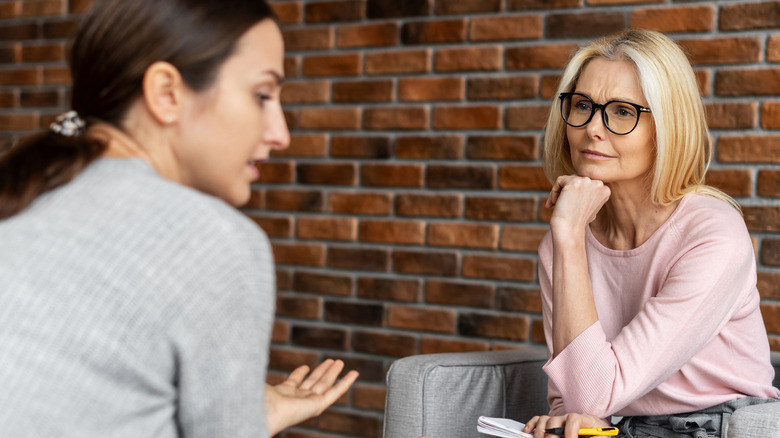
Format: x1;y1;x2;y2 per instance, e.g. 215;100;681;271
727;402;780;438
383;347;549;438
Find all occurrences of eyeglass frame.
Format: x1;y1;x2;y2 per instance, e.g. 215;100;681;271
558;92;652;136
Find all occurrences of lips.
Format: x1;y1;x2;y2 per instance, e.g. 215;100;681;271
580;149;614;160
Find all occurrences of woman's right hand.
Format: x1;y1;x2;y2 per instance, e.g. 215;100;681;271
546;175;611;233
523;413;611;438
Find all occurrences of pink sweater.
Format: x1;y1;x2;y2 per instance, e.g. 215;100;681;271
538;194;779;418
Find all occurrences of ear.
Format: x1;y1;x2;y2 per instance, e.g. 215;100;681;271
141;61;184;125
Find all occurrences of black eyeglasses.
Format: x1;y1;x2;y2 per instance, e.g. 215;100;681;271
559;92;652;135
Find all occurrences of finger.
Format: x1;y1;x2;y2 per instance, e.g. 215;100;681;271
299;359;334;391
284;365;311;387
321;369;358;403
309;359;346;394
523;416;540;433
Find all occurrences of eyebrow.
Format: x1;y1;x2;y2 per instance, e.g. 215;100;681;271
574;91;644;105
265;70;285;86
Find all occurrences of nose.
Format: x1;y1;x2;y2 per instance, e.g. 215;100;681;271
265;101;290;150
585;106;607;139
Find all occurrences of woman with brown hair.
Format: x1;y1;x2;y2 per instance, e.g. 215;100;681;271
0;0;356;436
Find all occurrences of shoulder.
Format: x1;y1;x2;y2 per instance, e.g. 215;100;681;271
671;194;748;243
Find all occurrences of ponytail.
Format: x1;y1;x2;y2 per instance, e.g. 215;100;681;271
0;113;106;220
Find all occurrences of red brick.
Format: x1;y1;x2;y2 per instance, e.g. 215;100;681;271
0;114;38;130
458;312;530;341
255;161;294;184
705;102;757;130
280;80;330;104
427;222;498;249
758;170;780;198
758;271;780;299
21;0;63;17
469;15;543;41
531;320;546;345
720;1;780;31
705;169;753;197
630;5;715;33
500;165;552;190
243;189;265;210
359;219;426;245
398;77;464;102
276;294;322;319
41;19;77;39
506;105;552;131
247;214;293;238
401;19;466;44
695;69;711;97
352;330;417;357
426;164;497;189
435;0;499;14
420;337;490;354
433;105;500;130
678;37;761;65
284;56;300;78
769;35;780;63
466;135;537;161
297;162;356;186
276;269;292;291
325;302;384;326
365;49;431;75
332;80;393;103
0;45;19;63
331;136;390;158
363;106;429;130
588;0;663;4
500;225;549;252
366;0;432;18
743;206;780;232
0;23;38;41
297;216;357;241
761;101;780;129
715;68;780;96
302;53;362;76
718;135;780;163
392;249;460;276
462;254;536;281
272;242;327;267
0;91;17;108
318;411;382;437
361;163;424;188
266;189;324;212
394;135;464;160
43;66;70;84
292;270;353;296
434;46;502;72
327;246;390;272
496;287;543;313
273;134;328;158
506;43;579;70
508;0;582;9
761;239;780;267
337;22;397;48
546;12;625;39
329;191;393;215
326;354;385;382
0;2;21;18
20;90;59;107
465;196;537;222
21;42;64;62
283;27;333;51
395;193;462;218
271;320;289;344
387;305;457;333
0;68;42;86
762;303;780;334
304;0;363;23
426;280;494;308
299;107;361;130
269;1;302;24
541;75;562;99
268;347;320;372
467;75;538;100
357;277;422;302
353;384;387;412
292;326;348;350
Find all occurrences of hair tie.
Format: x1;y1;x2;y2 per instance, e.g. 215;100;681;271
49;110;86;137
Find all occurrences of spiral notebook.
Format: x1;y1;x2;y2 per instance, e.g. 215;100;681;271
477;416;533;438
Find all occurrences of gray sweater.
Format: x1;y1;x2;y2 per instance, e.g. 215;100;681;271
0;158;275;437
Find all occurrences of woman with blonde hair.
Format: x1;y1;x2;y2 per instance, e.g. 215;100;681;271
524;29;778;438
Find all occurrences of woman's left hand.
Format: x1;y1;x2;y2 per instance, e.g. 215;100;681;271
523;413;611;438
265;359;359;435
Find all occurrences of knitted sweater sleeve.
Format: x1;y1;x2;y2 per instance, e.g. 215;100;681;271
539;201;759;418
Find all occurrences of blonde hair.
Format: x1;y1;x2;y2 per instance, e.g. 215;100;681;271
542;29;738;210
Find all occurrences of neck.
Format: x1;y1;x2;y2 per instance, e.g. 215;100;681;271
591;180;679;250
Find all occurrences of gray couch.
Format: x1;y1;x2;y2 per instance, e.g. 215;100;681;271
383;346;780;438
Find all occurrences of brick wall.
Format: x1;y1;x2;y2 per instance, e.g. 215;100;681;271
1;0;779;437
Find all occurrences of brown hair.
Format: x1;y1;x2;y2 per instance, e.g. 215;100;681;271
0;0;276;220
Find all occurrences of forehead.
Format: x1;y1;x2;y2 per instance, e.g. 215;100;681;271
220;19;284;80
576;58;644;102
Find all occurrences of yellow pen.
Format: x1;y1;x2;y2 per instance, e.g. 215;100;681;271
544;426;619;436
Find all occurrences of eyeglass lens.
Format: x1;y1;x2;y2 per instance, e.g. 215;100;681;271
561;94;640;135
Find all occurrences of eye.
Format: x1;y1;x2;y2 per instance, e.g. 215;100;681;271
611;104;636;118
256;93;272;107
573;99;592;112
